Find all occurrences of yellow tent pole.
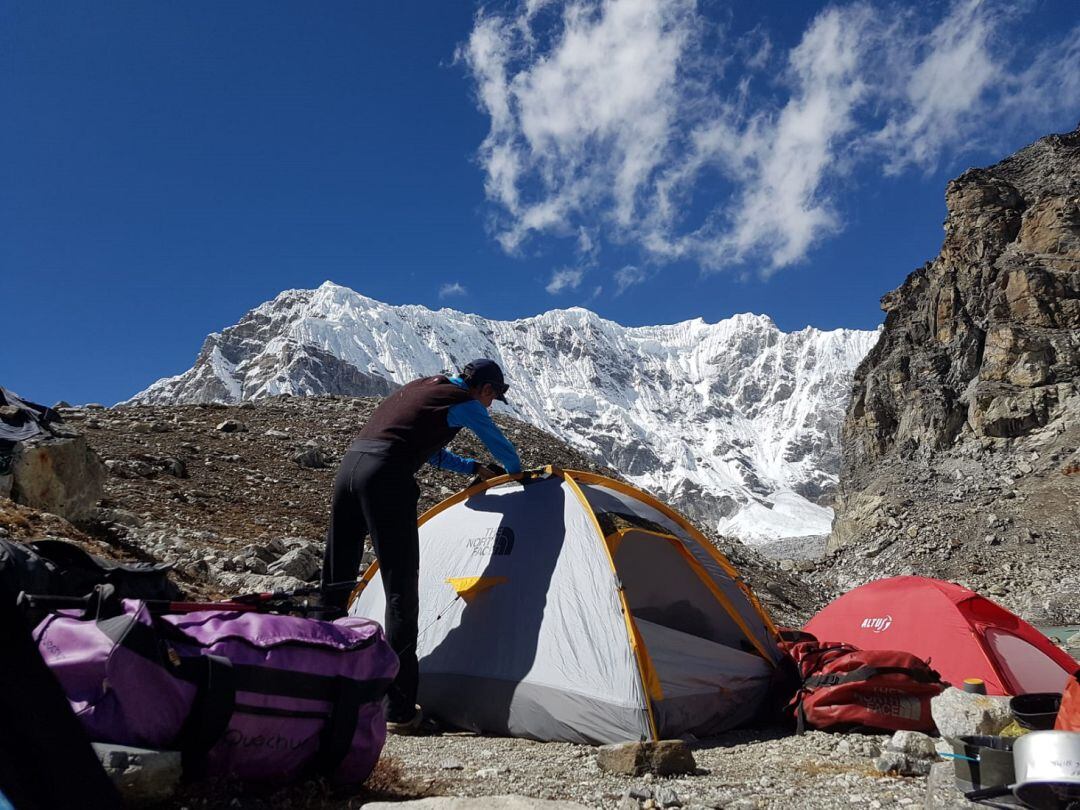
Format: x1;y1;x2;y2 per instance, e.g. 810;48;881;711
563;469;781;643
561;472;662;740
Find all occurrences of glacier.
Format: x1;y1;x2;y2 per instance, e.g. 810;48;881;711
129;281;879;548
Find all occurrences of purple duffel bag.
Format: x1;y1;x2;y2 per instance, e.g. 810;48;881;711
35;596;398;786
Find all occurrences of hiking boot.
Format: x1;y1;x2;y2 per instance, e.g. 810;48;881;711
386;705;423;735
386;705;440;736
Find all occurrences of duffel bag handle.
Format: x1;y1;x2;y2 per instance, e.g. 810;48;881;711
17;583;125;621
804;665;942;689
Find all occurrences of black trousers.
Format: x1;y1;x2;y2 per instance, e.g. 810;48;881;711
322;445;421;721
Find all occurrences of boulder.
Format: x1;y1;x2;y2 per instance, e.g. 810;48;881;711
652;786;681;808
874;750;934;777
1066;632;1080;659
596;740;696;777
215;419;247;433
886;730;938;759
931;687;1012;740
94;744;181;804
10;436;105;521
162;457;187;478
266;545;321;581
876;729;940;776
292;443;329;469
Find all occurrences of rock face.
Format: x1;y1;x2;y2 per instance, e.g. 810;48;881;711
127;284;877;547
839;127;1080;497
10;435;106;522
823;127;1080;620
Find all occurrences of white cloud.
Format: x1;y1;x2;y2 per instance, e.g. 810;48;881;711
438;282;467;299
874;0;1005;174
577;226;599;262
460;0;695;253
462;0;1080;275
695;4;878;272
545;267;585;294
614;265;648;294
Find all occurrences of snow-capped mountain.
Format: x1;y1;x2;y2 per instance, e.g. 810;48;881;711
130;282;879;546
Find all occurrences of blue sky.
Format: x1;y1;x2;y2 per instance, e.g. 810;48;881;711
3;0;1078;405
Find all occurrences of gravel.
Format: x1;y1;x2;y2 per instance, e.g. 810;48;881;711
379;729;932;809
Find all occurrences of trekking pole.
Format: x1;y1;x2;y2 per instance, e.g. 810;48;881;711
18;581;363;618
17;591;262;615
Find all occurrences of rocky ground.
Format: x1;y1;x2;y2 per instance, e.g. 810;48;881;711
377;730;928;810
808;425;1080;624
167;729;944;810
3;396;817;625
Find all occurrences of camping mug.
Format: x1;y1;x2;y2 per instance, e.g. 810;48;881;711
1011;693;1064;731
966;731;1080;808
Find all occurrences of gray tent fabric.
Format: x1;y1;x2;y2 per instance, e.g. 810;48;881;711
350;468;780;744
0;387;57;443
638;619;771;738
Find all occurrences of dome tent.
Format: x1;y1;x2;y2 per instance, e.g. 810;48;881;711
349;468;782;744
804;576;1076;696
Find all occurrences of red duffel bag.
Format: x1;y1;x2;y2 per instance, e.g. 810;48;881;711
1055;669;1080;731
786;640;946;733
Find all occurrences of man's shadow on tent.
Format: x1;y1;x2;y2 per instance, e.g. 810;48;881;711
421;478;565;735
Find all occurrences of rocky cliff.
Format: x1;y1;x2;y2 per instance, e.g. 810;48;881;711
823;126;1080;623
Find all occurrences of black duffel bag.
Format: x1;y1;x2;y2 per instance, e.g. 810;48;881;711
0;538;180;605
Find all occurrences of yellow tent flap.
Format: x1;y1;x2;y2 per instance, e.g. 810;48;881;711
446;576;508;602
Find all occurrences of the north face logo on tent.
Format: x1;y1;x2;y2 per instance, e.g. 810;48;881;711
861;615;892;633
466;527;515;556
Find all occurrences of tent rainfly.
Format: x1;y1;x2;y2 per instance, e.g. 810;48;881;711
349;468;783;744
804;576;1078;696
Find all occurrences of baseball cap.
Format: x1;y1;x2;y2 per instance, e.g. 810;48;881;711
461;359;509;402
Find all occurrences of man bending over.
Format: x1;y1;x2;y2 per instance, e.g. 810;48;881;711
321;359;521;733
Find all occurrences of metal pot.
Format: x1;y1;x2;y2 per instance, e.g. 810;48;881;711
1013;731;1080;809
967;731;1080;809
953;735;1015;795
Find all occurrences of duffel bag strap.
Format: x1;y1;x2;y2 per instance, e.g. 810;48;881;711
312;677;363;778
805;665;940;688
176;653;236;771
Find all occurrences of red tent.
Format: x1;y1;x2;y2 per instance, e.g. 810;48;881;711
804;576;1077;696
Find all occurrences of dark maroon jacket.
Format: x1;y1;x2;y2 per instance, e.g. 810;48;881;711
354;376;472;471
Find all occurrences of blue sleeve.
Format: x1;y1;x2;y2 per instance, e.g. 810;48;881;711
446;401;522;474
427;447;477;475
